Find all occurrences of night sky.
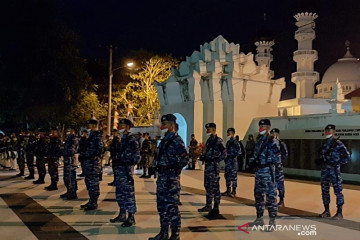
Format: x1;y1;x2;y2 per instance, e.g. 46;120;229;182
22;0;360;99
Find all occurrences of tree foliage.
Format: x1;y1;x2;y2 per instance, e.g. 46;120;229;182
112;55;179;126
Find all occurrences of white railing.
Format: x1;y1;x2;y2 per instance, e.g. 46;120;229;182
293;50;317;56
291;72;319;78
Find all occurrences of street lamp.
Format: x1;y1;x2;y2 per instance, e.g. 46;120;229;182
107;45;134;135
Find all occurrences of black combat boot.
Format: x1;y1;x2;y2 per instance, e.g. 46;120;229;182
24;172;35;179
33;178;45;184
149;227;169;240
110;212;126;223
16;171;25;177
319;204;331;218
169;229;180;240
249;213;265;227
268;217;276;231
198;204;212;212
84;203;98;211
45;181;58;191
121;213;136;227
231;188;237;197
60;192;69;199
66;192;78;200
80;202;90;209
278;198;285;207
332;206;343;220
221;187;231;197
207;203;220;219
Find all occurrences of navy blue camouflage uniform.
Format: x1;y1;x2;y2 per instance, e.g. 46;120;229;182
250;134;280;218
47;136;62;184
84;130;104;205
203;135;226;207
25;135;37;177
16;136;27;175
225;136;241;191
275;140;288;200
155;132;188;234
34;136;49;181
61;134;79;196
113;133;140;214
319;137;350;207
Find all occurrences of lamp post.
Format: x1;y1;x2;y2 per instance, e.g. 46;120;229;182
107;45;134;135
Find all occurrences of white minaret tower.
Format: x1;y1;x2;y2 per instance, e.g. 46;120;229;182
255;40;275;79
292;12;319;98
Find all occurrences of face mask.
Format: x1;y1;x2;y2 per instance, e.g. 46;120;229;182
66;132;70;135
206;132;212;136
259;128;266;135
325;133;333;139
227;135;232;140
161;128;168;135
119;129;125;133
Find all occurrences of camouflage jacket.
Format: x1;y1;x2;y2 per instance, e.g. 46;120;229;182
35;137;49;157
114;132;140;167
84;130;104;159
250;134;281;166
156;132;188;169
319;137;351;166
226;136;241;159
48;136;62;158
204;134;226;162
62;134;79;157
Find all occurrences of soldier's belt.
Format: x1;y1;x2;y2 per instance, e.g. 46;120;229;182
324;162;339;167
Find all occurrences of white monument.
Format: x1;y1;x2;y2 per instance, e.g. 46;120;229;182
155;35;285;144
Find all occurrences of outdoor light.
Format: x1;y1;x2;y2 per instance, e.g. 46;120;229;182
127;62;134;67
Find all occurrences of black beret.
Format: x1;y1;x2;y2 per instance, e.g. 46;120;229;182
270;128;280;134
325;124;336;130
191;134;195;137
51;127;58;131
88;119;98;125
119;118;133;127
259;119;271;126
205;123;216;129
111;128;118;133
161;114;177;123
143;132;149;136
227;128;235;133
82;129;88;133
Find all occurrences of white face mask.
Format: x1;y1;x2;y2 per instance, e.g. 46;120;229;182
206;132;212;136
119;129;125;133
66;132;70;135
259;130;266;135
227;135;232;140
161;128;168;135
326;134;333;139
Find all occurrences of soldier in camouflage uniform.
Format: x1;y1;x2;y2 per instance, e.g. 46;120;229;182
140;132;152;178
149;114;188;240
80;118;104;211
249;119;280;228
270;128;288;207
78;129;88;177
107;128;120;186
33;129;49;184
222;128;241;197
60;126;79;199
24;129;36;180
45;127;62;191
110;119;140;227
198;123;226;218
8;132;18;170
318;124;350;220
16;131;27;176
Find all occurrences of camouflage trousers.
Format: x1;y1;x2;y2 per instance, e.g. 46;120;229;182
115;165;137;213
321;165;344;206
204;162;221;206
63;156;78;195
36;156;46;180
47;157;59;183
17;152;26;173
224;157;238;189
156;171;181;232
275;162;285;199
254;167;277;217
84;158;101;203
26;154;35;174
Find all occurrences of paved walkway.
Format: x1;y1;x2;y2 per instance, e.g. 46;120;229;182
0;167;359;240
